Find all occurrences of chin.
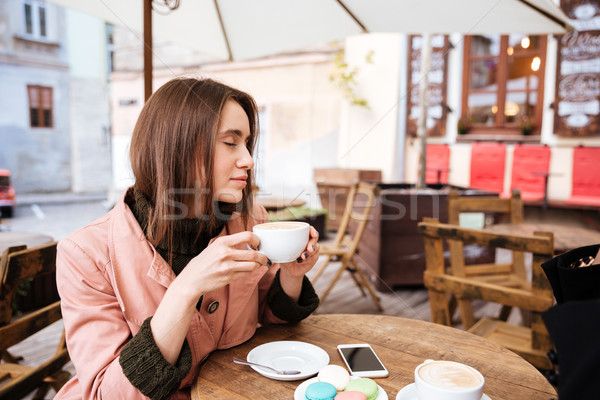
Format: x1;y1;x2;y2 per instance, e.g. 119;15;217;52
216;191;243;204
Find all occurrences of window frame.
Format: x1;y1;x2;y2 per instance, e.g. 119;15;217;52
21;0;49;41
27;85;54;129
461;35;547;138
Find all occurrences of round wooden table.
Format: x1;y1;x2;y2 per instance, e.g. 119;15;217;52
0;231;54;254
191;314;556;400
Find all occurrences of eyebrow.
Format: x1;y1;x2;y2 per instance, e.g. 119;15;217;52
219;129;250;141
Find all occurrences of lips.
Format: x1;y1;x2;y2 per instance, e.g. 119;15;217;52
231;176;248;186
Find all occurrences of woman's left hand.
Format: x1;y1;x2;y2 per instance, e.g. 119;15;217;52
279;226;320;277
277;226;320;302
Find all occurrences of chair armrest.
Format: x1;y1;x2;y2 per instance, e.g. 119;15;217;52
418;221;553;254
0;301;62;350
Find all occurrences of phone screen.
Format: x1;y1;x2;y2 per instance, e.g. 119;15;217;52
339;346;385;372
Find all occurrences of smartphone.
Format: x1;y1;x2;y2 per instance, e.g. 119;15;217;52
337;343;389;378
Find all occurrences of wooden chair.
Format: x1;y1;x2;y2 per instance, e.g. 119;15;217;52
419;219;555;370
447;189;525;329
0;243;71;400
311;182;383;311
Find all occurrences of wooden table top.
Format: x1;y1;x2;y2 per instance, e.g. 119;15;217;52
486;222;600;254
191;314;556;400
0;231;54;253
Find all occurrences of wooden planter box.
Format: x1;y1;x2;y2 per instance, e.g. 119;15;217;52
295;213;327;240
314;168;382;232
352;184;497;289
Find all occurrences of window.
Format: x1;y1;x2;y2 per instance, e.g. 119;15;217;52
22;0;49;40
106;24;115;75
462;35;547;136
27;85;53;128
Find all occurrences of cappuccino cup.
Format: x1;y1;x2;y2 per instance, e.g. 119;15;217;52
252;221;310;263
414;360;484;400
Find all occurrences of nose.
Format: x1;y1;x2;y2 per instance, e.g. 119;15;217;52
236;146;254;170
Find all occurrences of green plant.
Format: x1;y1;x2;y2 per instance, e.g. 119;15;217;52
268;206;328;222
12;279;33;314
518;115;535;135
457;116;472;134
329;45;374;109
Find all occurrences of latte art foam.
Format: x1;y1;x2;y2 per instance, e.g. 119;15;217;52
254;222;306;230
418;362;482;390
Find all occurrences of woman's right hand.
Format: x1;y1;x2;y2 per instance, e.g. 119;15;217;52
175;231;269;301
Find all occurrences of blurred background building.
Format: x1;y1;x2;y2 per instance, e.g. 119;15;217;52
2;0;600;211
0;0;112;194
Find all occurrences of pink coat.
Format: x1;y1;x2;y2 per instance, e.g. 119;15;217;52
55;194;284;400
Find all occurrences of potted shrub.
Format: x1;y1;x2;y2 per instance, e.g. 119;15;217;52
518;115;535;135
457;116;472;135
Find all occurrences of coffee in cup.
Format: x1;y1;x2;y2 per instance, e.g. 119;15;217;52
414;360;484;400
252;221;310;263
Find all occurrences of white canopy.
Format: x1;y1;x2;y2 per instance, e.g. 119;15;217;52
46;0;570;61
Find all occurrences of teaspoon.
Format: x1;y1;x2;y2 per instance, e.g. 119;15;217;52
232;357;302;375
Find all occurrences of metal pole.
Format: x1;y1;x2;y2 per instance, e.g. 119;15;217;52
417;33;432;189
144;0;152;102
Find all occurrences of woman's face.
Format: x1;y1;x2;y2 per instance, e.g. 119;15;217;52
211;99;254;204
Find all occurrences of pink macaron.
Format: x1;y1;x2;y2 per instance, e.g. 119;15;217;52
334;391;367;400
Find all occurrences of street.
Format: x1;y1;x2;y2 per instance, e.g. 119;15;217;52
1;196;111;242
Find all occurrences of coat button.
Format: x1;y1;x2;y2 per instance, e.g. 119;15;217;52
207;301;219;314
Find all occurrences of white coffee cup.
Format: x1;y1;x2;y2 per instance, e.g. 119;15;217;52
414;359;484;400
252;221;310;263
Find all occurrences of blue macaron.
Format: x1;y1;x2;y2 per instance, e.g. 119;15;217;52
305;381;338;400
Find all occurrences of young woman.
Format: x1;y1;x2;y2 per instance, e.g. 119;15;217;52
55;78;320;400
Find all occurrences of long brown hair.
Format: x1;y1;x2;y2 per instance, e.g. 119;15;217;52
129;77;258;248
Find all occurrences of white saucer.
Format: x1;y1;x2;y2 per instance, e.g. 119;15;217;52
395;383;491;400
246;341;329;381
295;376;389;400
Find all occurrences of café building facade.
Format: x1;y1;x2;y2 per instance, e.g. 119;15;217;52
109;1;600;209
340;0;600;207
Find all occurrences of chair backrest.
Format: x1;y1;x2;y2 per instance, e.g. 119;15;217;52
0;242;69;399
447;189;524;278
0;242;59;328
448;189;523;226
332;182;380;259
418;219;555;354
425;144;450;185
510;144;551;202
470;142;506;194
570;146;600;201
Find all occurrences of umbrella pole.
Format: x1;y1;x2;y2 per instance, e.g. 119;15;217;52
416;33;431;189
144;0;153;102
